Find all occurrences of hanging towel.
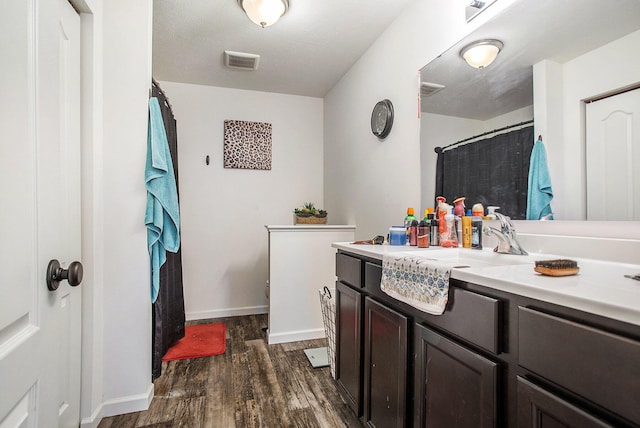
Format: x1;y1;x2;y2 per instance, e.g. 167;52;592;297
526;138;554;220
381;255;452;315
146;97;180;303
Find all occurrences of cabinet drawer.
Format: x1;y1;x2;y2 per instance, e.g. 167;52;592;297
518;306;640;425
336;253;363;288
364;262;383;296
426;287;501;354
516;376;611;428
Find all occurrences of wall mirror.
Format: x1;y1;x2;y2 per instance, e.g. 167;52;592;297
420;0;640;221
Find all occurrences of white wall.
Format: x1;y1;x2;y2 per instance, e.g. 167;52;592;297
420;105;533;210
534;29;640;220
99;0;154;419
157;82;324;320
324;0;517;240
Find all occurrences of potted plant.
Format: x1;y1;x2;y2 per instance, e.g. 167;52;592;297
293;202;328;224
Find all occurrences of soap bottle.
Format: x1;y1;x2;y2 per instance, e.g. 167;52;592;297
453;197;466;218
441;208;459;248
486;206;500;220
404;207;417;245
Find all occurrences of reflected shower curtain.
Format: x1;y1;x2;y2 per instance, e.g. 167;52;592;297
151;80;185;379
435;126;534;220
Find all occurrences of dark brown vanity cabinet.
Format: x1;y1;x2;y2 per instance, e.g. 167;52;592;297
363;297;408;428
335;278;363;415
335;252;409;425
335;250;640;428
414;324;498;428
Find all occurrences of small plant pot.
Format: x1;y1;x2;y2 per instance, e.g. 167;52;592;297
294;215;327;224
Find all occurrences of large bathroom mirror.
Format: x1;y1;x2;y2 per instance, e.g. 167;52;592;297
420;0;640;221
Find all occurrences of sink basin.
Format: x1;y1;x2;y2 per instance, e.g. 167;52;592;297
396;248;533;269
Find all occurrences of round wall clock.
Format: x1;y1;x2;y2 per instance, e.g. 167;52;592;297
371;99;394;139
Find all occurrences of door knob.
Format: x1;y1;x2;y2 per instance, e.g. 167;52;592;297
46;259;83;291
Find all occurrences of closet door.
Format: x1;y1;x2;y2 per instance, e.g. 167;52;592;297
586;88;640;220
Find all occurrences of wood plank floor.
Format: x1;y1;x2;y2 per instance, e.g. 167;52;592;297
98;314;362;428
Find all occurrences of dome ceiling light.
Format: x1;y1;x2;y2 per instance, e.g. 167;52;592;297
459;39;504;69
237;0;289;28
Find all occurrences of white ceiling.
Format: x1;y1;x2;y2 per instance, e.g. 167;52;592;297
419;0;640;120
153;0;417;98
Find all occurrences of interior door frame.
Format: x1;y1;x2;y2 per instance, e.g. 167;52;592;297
69;0;104;425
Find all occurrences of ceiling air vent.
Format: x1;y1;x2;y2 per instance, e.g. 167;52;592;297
421;81;445;97
224;50;260;70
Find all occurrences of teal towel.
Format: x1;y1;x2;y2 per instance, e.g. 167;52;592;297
526;139;553;220
145;97;180;303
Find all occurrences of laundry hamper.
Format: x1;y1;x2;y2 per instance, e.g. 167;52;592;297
303;286;336;378
319;286;336;379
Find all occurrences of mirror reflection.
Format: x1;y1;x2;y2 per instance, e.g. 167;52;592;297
420;0;640;220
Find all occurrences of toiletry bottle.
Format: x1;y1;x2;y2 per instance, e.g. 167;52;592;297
410;219;419;246
462;216;472;248
418;219;430;248
472;203;484;217
486;206;500;220
453;197;466;217
404;207;416;245
441;208;459;248
438;209;447;243
389;226;406;246
428;213;439;246
472;216;483;249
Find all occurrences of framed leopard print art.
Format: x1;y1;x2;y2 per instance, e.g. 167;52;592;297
223;120;272;170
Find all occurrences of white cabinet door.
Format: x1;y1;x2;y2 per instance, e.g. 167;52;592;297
0;0;82;426
586;88;640;220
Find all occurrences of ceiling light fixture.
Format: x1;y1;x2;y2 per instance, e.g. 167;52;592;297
459;39;503;69
237;0;289;28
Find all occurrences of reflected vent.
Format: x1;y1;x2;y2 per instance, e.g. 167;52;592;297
421;82;445;97
224;50;260;70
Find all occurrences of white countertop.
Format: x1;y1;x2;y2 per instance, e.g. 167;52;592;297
332;242;640;326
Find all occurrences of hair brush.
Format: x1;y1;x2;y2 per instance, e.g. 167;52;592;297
534;259;579;277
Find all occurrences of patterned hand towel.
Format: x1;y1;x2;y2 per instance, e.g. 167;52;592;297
381;255;452;315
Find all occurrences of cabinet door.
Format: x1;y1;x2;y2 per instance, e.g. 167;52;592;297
414;324;498;428
364;297;408;428
517;376;612;428
336;281;363;415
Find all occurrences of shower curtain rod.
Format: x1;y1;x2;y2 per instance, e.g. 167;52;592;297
434;119;534;153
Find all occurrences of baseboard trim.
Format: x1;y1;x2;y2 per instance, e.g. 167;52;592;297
80;404;104;428
186;305;268;321
99;383;154;419
267;328;326;344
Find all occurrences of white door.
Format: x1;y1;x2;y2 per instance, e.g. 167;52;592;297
0;0;82;426
586;88;640;220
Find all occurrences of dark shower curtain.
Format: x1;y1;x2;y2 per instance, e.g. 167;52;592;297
151;80;185;379
435;126;534;220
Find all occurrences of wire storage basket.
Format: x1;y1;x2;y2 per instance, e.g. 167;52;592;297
319;286;336;379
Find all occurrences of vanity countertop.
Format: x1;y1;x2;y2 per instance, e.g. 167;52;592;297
332;242;640;326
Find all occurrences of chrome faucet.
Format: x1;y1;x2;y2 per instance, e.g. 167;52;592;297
483;212;528;255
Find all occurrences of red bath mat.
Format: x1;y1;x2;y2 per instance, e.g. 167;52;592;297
162;323;226;361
